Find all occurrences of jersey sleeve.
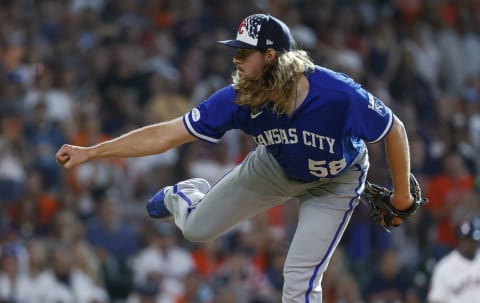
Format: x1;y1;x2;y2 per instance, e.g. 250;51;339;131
347;88;393;143
183;85;240;143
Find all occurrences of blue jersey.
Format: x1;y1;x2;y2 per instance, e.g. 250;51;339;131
183;66;393;181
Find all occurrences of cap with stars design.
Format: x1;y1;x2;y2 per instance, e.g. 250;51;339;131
218;14;293;52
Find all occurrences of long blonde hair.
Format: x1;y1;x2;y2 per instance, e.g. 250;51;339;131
232;49;315;115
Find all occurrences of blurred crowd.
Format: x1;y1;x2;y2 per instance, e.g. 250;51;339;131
1;0;480;302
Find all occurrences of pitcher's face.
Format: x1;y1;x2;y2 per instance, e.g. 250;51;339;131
233;48;276;79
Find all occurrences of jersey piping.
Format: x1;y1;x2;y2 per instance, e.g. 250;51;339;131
368;112;393;143
183;112;221;143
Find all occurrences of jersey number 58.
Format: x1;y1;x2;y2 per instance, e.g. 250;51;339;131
308;158;347;177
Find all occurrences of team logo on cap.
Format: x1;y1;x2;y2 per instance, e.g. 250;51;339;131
236;15;263;47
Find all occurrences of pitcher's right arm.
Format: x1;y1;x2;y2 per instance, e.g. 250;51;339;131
55;117;196;169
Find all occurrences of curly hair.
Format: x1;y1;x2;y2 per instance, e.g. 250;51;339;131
232;49;315;115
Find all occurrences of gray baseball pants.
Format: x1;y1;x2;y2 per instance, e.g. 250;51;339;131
164;145;368;302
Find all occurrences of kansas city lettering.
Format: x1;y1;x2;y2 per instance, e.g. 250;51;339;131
252;129;336;154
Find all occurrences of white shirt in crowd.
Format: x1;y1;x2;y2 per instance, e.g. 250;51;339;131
428;250;480;303
0;269;108;303
132;245;195;302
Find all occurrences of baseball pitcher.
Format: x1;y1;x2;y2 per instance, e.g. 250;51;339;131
56;14;426;303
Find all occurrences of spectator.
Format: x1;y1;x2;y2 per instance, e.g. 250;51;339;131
23;101;68;191
425;152;475;258
210;247;266;303
33;242;109;303
85;194;141;259
436;11;480;95
131;221;195;302
0;239;49;302
7;171;59;237
388;48;437;128
258;242;286;302
51;209;85;245
126;276;160;303
0;246;23;301
427;216;480;303
403;21;441;91
335;273;365;303
187;140;236;185
364;17;401;85
85;195;140;300
176;270;214;303
72;239;104;287
191;239;226;280
363;249;416;303
0;137;26;204
322;247;363;303
23;64;76;126
67;112;117;218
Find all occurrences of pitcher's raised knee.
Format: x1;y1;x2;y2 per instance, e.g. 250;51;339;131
182;226;217;243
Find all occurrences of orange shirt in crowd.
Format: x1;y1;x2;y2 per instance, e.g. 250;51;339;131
426;174;474;247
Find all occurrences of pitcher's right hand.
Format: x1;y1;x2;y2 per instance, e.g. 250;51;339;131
55;144;90;169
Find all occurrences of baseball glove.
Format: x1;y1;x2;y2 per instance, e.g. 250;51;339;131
360;173;428;232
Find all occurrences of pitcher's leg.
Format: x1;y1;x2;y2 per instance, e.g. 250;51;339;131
282;163;367;303
180;164;286;242
162;147;290;242
282;200;355;302
163;178;211;231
